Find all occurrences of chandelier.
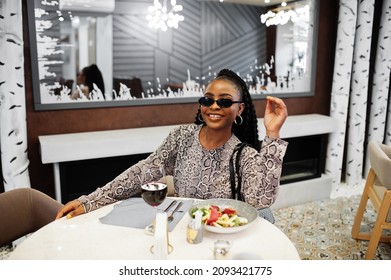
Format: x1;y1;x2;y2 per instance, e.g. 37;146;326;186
260;9;298;26
260;3;309;27
146;0;184;32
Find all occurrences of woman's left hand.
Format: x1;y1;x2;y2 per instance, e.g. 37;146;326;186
263;96;288;139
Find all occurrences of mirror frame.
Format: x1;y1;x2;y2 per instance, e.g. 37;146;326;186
27;0;319;111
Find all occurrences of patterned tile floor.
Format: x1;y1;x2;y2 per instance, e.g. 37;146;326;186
0;245;12;260
1;195;390;260
273;195;391;260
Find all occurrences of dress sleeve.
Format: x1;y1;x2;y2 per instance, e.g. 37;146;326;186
240;136;288;209
78;126;183;213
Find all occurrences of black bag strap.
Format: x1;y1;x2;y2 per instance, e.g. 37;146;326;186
229;142;248;201
229;142;276;224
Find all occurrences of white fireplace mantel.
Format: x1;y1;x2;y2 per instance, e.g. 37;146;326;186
39;114;337;164
39;114;338;203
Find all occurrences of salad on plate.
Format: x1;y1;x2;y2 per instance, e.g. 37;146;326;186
191;205;248;228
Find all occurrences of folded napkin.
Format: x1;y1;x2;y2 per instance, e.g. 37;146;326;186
154;212;168;260
99;198;193;232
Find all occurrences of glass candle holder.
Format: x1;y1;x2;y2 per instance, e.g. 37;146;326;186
213;240;231;260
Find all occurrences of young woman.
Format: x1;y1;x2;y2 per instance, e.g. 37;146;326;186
71;64;105;100
56;69;288;219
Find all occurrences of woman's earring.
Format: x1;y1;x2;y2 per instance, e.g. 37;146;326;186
234;115;243;125
197;112;205;123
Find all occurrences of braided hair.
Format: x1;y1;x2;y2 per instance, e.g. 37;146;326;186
194;69;260;150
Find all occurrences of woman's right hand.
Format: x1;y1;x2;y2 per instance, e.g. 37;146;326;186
263;96;288;139
55;200;86;220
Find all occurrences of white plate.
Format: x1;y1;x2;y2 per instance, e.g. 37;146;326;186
188;199;258;234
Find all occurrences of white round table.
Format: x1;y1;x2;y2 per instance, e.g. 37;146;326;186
9;200;300;260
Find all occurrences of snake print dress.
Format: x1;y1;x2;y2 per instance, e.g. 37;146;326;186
78;124;288;212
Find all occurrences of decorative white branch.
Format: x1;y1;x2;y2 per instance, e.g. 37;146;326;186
365;0;391;175
0;0;31;190
325;0;357;190
345;0;375;186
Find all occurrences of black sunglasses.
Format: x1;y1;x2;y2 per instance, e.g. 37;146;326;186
198;97;242;108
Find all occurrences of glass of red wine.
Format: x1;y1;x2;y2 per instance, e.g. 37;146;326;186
141;165;168;235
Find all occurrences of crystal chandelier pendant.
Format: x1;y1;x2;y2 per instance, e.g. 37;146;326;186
260;3;309;27
146;0;184;32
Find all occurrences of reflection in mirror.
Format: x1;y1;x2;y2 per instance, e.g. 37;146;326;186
57;16;103;98
27;0;318;110
29;0;112;107
262;0;315;94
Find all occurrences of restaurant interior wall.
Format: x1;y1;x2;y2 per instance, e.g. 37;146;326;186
111;1;266;93
0;0;340;199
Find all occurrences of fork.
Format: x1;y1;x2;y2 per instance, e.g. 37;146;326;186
145;200;177;235
167;201;183;222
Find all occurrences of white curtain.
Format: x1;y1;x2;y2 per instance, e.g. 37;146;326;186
326;0;391;195
0;0;31;191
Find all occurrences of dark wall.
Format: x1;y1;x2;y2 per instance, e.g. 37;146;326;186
19;0;339;199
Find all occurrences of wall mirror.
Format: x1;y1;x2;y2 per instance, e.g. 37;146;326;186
27;0;318;111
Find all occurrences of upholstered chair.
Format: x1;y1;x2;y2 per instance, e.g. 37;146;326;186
351;141;391;259
0;188;63;247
